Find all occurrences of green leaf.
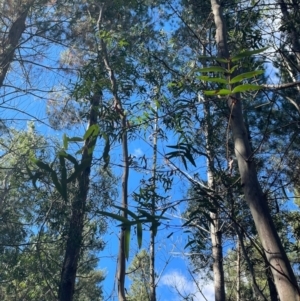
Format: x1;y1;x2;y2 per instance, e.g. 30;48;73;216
59;156;67;201
125;226;131;260
83;124;100;140
51;171;65;200
216;58;230;63
229;65;239;74
61;153;79;169
137;222;142;249
113;205;138;219
231;47;268;61
197;66;228;73
232;84;262;93
97;211;130;224
204;89;232;96
63;133;68;150
197;76;228;84
229;70;264;84
184;239;196;249
138;209;170;221
198;55;218;61
165;150;184;159
32;159;53;173
68;136;84;142
185;152;196;167
182;156;187;169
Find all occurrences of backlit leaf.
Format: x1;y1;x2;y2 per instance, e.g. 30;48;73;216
229;70;264;83
232;84;262;93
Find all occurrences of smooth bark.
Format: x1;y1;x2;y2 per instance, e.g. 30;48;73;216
210;1;300;300
204;99;226;301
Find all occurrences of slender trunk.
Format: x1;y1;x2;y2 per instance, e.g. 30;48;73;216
0;0;33;87
204;99;225;301
150;104;158;301
236;238;241;301
209;211;225;301
58;92;100;301
210;1;300;300
101;39;129;301
117;113;129;301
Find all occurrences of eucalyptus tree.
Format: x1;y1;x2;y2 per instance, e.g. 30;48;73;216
150;1;300;300
207;1;299;300
35;1;170;300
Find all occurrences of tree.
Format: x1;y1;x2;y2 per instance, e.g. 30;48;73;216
126;250;151;301
209;0;299;300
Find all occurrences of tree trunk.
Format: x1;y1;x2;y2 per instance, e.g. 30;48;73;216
117;113;129;301
0;0;33;87
204;99;226;301
210;1;300;300
210;211;225;301
150;104;158;301
58;92;100;301
236;238;240;301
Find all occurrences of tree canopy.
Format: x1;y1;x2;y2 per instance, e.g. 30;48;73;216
0;0;300;300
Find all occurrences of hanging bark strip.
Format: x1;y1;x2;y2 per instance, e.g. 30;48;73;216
210;1;300;300
58;92;101;301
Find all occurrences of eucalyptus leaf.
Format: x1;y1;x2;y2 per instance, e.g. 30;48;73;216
232;84;262;93
229;70;264;84
231;47;268;61
32;159;53;173
198;66;228;73
198;76;228;84
137;222;142;249
204;89;232;96
63;133;68;150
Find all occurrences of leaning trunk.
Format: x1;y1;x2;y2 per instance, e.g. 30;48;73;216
210;1;300;300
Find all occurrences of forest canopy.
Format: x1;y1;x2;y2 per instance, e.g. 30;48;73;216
0;0;300;300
